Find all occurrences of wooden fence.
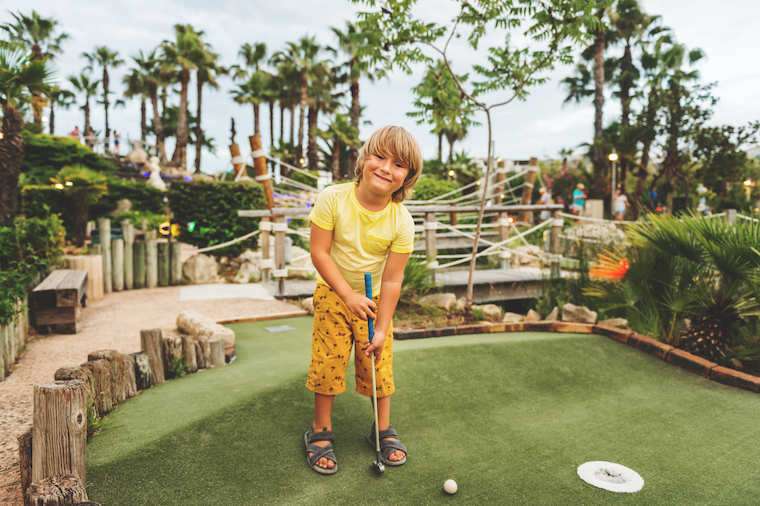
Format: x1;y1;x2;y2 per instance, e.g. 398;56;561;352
1;297;28;382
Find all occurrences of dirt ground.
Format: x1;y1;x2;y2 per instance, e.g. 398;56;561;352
0;286;300;505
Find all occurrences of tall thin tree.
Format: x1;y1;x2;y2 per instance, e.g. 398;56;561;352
82;46;124;152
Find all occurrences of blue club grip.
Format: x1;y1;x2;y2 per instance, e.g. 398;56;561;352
364;273;374;343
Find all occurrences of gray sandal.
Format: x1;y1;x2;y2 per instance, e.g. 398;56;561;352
366;424;407;467
304;428;338;475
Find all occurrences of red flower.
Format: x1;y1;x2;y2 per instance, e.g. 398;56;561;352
589;254;629;279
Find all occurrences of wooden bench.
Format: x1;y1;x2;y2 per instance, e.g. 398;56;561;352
32;269;88;334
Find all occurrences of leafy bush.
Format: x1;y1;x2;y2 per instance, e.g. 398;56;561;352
167;181;266;257
411;177;461;202
111;210;166;231
90;180;165;218
400;256;437;302
20;130;118;185
0;215;66;324
21;186;76;235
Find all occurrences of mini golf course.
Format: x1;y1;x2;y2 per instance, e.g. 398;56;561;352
87;317;760;505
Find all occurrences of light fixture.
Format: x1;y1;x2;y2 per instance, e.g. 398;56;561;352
42;116;49;122
0;132;4;139
65;181;73;186
500;194;505;199
744;179;754;187
496;157;503;163
608;152;618;162
476;180;481;186
299;158;305;165
448;170;455;177
54;183;64;189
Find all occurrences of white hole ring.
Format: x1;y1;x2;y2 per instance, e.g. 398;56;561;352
577;461;644;493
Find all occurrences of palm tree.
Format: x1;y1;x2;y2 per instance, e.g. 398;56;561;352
82;46;124;152
194;46;223;174
316;112;360;180
162;24;204;169
231;71;269;138
130;49;170;162
68;73;100;138
0;47;54;223
230;42;269;136
47;85;74;135
123;66;149;142
306;60;341;170
50;165;108;246
331;22;376;173
1;11;68;125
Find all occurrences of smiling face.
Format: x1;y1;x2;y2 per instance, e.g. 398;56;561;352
360;152;410;198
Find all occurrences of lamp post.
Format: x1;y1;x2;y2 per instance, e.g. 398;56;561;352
609;150;618;214
744;179;755;201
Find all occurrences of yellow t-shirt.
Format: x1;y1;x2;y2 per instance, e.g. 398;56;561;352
309;182;415;297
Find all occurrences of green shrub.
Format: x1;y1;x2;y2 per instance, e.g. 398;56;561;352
20;130;118;185
21;186;76;235
90;180;165;218
412;177;461;202
167;181;266;257
0;215;66;324
111;210;166;231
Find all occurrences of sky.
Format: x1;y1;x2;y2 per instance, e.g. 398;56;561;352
7;0;760;174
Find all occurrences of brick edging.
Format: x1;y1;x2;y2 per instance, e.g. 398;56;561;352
394;321;760;394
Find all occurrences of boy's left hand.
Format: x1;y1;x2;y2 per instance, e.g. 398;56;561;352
364;329;386;365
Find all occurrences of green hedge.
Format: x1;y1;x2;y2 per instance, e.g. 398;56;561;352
22;181;165;238
167;181;266;257
21;130;118;185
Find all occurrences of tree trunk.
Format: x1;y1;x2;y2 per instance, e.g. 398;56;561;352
49;104;55;135
289;89;296;146
140;99;147;141
32;381;87;485
619;44;633;195
332;135;341;181
307;105;319;170
591;24;606;200
348;79;360;174
83;101;90;138
0;105;24;224
103;68;110;152
296;74;308;167
447;136;455;170
269;101;275;172
172;68;190;169
149;84;167;162
279;102;285;144
195;77;204;174
73;194;88;247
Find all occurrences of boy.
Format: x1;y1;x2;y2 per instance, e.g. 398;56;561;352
572;183;586;215
613;188;629;220
304;126;423;475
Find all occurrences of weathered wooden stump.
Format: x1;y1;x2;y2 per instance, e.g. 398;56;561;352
97;218;112;294
54;367;96;419
133;240;146;289
195;336;210;370
19;427;32;506
32;381;87;486
122;219;134;290
80;360;112;416
129;351;152;390
181;335;198;373
145;231;158;289
111;238;124;291
209;338;225;367
87;350;137;406
162;334;183;379
171;241;182;285
25;474;87;506
140;329;165;386
157;242;170;287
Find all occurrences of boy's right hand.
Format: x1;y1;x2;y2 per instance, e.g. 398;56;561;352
344;292;377;323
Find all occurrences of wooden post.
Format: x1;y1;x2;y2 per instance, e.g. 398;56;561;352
195;336;210;370
273;216;286;296
519;158;539;224
81;359;112;416
424;212;437;263
129;351;151;390
140;329;165;386
87;350;137;406
111;238;124;291
122;220;134;290
19;427;32;506
260;218;272;283
145;231;158;289
170;242;182;285
133;240;146;289
162;334;183;379
181;336;198;373
551;210;562;255
32;380;87;485
229;143;246;181
97;219;112;294
249;134;275;209
54;366;97;420
25;474;88;505
494;159;506;204
157;242;170;287
209;338;225;367
449;203;457;227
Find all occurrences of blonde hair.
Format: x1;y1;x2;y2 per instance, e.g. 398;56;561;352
355;126;423;203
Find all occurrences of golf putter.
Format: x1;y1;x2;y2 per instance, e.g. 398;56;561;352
365;273;385;474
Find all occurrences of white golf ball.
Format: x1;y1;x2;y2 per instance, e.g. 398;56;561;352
444;479;458;494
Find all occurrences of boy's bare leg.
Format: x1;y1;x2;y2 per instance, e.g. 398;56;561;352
311;393;336;470
375;395;406;462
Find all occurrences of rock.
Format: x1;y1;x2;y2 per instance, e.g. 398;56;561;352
729;358;743;371
502;312;525;323
237;249;259;265
599;318;629;329
109;198;132;217
561;303;598;324
289;245;314;279
478;304;502;323
176;310;235;346
302;297;314;315
454;297;467;313
419;293;457;311
511;245;545;267
127;141;149;164
182;254;219;284
525;309;541;322
544;307;559;322
233;260;258;284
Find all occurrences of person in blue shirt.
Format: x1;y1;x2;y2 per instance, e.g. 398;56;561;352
649;184;659;210
572;183;586;215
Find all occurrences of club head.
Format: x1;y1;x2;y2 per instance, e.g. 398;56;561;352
373;460;385;474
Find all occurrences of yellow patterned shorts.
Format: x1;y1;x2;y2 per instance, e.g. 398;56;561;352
306;283;395;398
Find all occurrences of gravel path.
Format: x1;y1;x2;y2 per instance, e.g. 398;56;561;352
0;286;300;505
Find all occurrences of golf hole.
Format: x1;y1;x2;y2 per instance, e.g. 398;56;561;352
577;461;644;493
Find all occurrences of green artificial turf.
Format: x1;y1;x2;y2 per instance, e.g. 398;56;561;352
87;318;760;505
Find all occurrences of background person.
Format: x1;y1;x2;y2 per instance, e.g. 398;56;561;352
613;188;629;220
305;126;422;474
572;183;586;216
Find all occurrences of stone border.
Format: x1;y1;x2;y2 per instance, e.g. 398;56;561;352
394;322;760;394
